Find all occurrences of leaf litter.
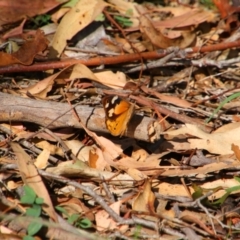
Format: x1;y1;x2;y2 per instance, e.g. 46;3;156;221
0;0;240;239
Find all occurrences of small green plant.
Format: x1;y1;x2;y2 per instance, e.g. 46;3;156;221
205;92;240;123
200;0;215;9
133;224;142;239
27;14;52;29
114;15;133;27
20;185;44;240
55;206;92;229
192;177;240;207
213;176;240;206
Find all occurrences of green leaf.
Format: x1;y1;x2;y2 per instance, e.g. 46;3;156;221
234;176;240;183
95;13;105;22
35;197;44;205
68;213;80;225
212;191;230;206
205;92;240;123
213;184;240;206
200;0;215;9
191;183;217;208
79;218;92;229
26;204;42;217
23;236;35;240
191;183;203;200
27;222;43;236
55;206;69;217
114;16;132;27
226;184;240;194
20;186;36;204
133;225;142;240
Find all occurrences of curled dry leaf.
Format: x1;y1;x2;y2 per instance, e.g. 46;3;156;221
18;64;70;98
64;63;127;89
19;63;127;98
126;7;217;32
0;29;48;67
132;180;156;219
139;15;195;49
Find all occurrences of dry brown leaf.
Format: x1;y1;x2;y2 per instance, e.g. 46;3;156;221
88;148;98;169
89;147;109;171
139;15;195;49
115;155;161;171
232;144;240;161
126;168;147;180
157;182;193;198
152;92;192;108
24;63;127;94
2;18;27;40
165;123;240;155
19;63;99;98
213;122;240;133
0;30;48;67
127;7;217;32
132;149;149;162
50;0;108;57
1;123;25;137
0;0;66;26
0;225;14;235
180;210;214;236
18;65;68;98
11;142;58;221
46;160;135;187
58;199;84;217
155;8;217;29
94;71;127;89
132;180;156;219
35;149;50;169
95;200;127;232
7;180;21;190
36;140;64;156
62;63;127;89
63;63;99;82
161;160;240;177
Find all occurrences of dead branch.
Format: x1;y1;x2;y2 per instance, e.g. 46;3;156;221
0;92;158;142
0;39;240;73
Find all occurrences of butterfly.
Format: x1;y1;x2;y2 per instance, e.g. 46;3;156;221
102;95;135;136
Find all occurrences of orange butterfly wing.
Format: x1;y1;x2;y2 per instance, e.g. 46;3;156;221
102;96;134;136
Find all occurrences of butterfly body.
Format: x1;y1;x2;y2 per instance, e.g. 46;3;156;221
102;96;134;136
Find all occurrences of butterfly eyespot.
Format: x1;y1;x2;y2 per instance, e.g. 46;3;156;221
102;96;135;136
